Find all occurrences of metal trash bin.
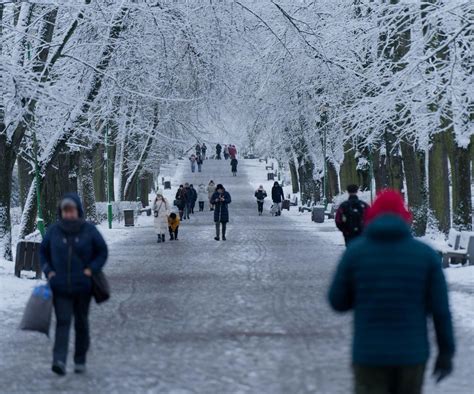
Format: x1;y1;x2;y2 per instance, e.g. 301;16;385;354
123;209;135;227
312;206;325;223
164;181;171;189
267;172;274;181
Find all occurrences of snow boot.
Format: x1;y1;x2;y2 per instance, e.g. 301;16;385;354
222;235;226;241
157;235;161;243
170;233;174;241
74;364;86;374
161;234;165;242
214;237;220;241
52;361;66;376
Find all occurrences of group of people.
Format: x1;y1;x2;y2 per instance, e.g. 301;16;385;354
189;143;207;173
330;184;454;393
253;181;285;216
215;143;237;160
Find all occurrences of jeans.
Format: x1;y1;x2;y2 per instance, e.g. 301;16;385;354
257;201;264;213
191;164;196;173
184;203;191;219
53;292;92;365
354;364;426;394
198;164;202;172
215;222;227;238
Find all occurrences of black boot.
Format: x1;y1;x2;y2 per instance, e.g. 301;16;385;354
157;235;161;243
161;234;165;243
170;233;174;241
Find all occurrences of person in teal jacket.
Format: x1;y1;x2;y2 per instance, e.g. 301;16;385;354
328;189;454;394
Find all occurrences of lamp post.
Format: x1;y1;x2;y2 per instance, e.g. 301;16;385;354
105;124;113;229
368;144;374;203
321;105;328;208
33;132;45;236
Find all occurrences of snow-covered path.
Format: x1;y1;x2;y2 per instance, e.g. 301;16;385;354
0;159;472;393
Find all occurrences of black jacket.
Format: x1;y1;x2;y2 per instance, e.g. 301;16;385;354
271;185;284;203
255;190;267;201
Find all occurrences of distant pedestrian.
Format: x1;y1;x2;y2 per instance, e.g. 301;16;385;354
223;144;230;160
168;213;180;240
189;184;197;214
201;143;207;159
211;184;232;241
40;193;108;376
153;193;169;243
254;185;267;216
328;190;455;394
198;184;207;212
207;180;216;211
216;144;222;160
196;154;203;172
182;183;193;219
195;143;201;156
271;181;285;216
189;154;197;173
229;144;237;159
335;184;369;246
230;157;238;176
175;185;186;220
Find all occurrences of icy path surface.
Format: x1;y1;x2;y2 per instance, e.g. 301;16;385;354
1;159;473;393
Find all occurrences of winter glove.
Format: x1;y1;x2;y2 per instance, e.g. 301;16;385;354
433;354;453;383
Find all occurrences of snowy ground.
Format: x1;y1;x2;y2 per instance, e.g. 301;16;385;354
0;159;472;393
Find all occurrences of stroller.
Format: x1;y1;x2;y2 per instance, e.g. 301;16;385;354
270;204;280;216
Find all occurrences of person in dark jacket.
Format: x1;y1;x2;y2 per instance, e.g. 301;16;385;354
211;184;231;241
230;158;238;176
254;185;267;216
215;144;222;160
175;185;186;220
196;154;203;173
201;143;207;160
271;181;285;216
189;184;198;214
335;184;369;246
40;193;108;376
328;190;455;394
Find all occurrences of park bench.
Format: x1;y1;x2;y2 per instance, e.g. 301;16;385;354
139;207;152;216
265;162;274;171
298;202;313;213
325;203;335;219
15;241;42;279
289;195;298;206
442;231;474;268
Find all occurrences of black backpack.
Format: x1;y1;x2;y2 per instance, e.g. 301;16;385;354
342;199;367;236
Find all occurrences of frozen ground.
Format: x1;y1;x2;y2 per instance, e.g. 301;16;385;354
0;159;473;393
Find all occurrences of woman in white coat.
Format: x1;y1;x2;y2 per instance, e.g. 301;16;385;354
207;180;216;211
153;193;169;243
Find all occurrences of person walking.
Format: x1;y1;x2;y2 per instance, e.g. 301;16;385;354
223;144;230;160
229;144;237;159
196;154;203;173
189;184;198;214
198;183;207;212
153;192;169;243
328;190;455;394
211;184;231;241
201;143;207;160
39;193;108;376
335;184;369;246
230;157;238;176
207;180;216;211
175;185;186;220
254;185;267;216
271;181;285;216
183;183;192;219
195;143;201;156
189;154;197;173
168;212;180;241
215;144;222;160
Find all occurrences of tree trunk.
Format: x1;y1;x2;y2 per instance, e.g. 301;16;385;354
428;132;450;233
17;155;33;210
78;148;98;222
339;143;359;192
400;141;427;236
327;161;339;201
0;137;14;260
288;158;299;193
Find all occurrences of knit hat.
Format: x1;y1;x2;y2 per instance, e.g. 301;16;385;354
365;189;412;225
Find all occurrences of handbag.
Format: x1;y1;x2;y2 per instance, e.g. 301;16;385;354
91;271;110;304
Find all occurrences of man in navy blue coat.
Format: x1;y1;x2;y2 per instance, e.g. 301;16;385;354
40;193;108;376
328;190;455;394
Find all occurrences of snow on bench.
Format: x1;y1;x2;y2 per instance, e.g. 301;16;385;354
442;231;474;268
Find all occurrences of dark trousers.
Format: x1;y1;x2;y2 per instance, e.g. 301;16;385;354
215;222;227;238
190;201;196;214
257;201;264;213
53;292;92;365
354;364;425;394
169;226;179;240
199;201;205;211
